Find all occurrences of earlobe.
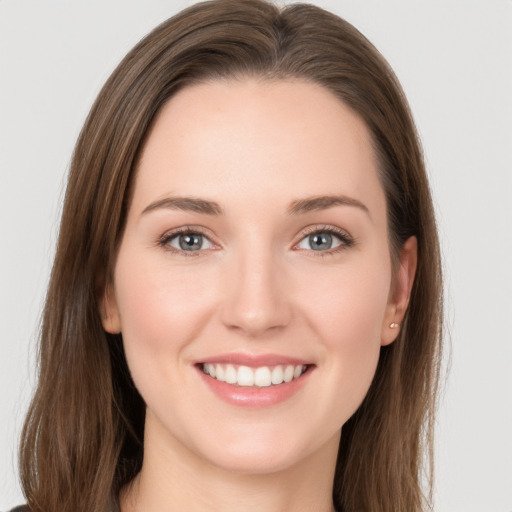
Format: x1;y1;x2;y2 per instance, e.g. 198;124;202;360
381;236;418;346
100;284;122;334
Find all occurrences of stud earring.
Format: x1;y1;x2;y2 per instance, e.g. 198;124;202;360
389;322;399;329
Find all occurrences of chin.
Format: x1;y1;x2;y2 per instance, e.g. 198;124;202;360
205;443;307;475
193;425;339;476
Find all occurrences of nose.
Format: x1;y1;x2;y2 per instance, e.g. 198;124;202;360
220;247;292;337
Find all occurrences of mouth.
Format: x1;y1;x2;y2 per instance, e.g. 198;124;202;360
194;353;314;407
199;362;310;387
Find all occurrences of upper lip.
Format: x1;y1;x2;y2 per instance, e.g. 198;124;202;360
195;352;313;367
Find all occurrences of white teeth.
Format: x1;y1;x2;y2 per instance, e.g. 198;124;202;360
237;366;254;386
225;364;237;384
202;363;307;387
271;365;284;385
215;364;224;381
283;365;294;383
254;367;272;387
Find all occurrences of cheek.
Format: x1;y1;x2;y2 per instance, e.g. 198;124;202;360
295;258;391;407
299;260;391;346
112;252;217;383
116;251;213;332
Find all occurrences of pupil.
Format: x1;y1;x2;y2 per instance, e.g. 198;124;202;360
310;233;332;250
179;234;202;251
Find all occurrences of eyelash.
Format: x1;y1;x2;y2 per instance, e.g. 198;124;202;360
157;224;355;257
296;225;355;257
157;226;214;257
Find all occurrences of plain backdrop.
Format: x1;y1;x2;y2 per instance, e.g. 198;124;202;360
1;1;511;510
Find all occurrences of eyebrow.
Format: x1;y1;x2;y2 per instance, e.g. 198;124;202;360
141;196;224;216
287;195;370;216
141;194;369;217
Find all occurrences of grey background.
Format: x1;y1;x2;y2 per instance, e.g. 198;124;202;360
1;0;511;510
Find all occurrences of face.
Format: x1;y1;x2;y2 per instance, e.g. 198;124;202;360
102;79;416;475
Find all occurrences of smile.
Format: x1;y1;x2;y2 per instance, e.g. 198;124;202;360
201;363;308;387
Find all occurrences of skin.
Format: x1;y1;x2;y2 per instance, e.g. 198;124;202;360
102;78;417;512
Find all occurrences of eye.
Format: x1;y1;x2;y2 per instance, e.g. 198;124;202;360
296;228;353;252
164;231;214;252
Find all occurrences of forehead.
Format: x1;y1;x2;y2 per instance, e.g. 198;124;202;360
133;78;385;218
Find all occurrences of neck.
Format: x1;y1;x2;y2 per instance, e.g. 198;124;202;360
120;413;339;512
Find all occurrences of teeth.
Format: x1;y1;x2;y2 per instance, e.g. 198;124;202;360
271;365;284;385
237;366;254;386
283;365;294;383
225;364;237;384
215;364;224;381
202;363;307;387
254;367;272;387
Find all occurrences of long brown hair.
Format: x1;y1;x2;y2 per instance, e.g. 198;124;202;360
19;1;443;511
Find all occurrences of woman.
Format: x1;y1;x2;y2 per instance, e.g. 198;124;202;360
15;0;443;511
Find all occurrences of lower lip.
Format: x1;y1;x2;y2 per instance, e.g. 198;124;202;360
196;366;312;408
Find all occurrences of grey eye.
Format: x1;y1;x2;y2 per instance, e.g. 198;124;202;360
169;233;213;251
298;231;343;251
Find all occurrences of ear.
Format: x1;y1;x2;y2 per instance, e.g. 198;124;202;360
99;283;122;334
381;236;417;346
